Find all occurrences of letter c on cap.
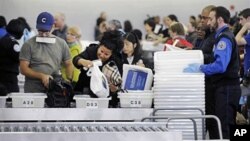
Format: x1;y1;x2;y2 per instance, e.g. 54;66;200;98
42;18;46;23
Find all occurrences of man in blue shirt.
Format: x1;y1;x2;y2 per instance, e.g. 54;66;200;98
235;8;250;127
0;15;7;39
184;6;241;139
236;8;250;82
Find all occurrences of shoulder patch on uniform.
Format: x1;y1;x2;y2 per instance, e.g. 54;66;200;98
13;44;21;52
217;41;226;50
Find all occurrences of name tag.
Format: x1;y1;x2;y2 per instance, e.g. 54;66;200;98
36;37;56;44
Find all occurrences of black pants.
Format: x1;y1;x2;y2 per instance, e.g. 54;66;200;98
0;81;19;94
205;79;216;136
0;72;19;94
206;83;241;139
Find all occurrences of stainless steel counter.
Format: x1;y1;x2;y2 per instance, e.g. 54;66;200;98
0;108;153;121
0;132;182;141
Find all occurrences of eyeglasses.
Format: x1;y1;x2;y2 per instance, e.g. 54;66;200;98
200;16;209;20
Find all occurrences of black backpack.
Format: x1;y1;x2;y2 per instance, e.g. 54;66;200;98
45;77;74;107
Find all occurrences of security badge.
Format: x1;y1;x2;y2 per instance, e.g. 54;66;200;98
216;41;227;50
13;44;21;52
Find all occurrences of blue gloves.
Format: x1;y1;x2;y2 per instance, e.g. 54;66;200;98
183;63;202;73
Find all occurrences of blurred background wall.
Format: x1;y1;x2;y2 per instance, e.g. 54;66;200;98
0;0;249;40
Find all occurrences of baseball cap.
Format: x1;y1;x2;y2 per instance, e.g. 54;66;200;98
36;12;54;31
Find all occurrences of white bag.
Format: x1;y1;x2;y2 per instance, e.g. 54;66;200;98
164;43;184;51
87;64;109;98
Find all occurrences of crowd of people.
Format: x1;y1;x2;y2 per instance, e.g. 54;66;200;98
0;5;250;139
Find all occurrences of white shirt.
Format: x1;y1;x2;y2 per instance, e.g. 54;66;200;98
127;56;134;64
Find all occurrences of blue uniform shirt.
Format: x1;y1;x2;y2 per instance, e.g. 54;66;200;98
200;25;232;76
0;28;7;39
243;33;250;75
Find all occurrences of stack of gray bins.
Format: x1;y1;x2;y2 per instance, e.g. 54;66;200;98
153;51;205;140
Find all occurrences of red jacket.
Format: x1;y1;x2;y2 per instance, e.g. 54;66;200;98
165;37;193;50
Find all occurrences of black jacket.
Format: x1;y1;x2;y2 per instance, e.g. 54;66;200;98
193;32;216;64
210;27;240;86
73;44;101;97
73;44;123;97
0;34;20;81
0;34;20;93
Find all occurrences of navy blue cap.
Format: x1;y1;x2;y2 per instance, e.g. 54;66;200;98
36;12;54;31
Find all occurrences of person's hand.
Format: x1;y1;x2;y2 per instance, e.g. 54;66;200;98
81;59;93;68
183;63;202;73
109;83;118;92
136;59;145;67
85;60;93;68
153;34;164;46
41;74;53;88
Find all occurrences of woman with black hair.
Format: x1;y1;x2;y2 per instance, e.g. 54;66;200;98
122;31;145;67
144;18;158;41
0;18;26;93
124;20;133;33
73;31;123;100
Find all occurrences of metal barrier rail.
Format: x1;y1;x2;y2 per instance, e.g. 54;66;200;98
141;115;223;140
141;116;198;140
152;108;205;139
0;122;169;133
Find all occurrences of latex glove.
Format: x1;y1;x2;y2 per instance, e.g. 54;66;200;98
183;63;202;73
